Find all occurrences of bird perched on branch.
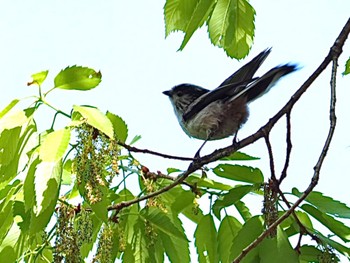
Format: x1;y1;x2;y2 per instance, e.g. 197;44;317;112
163;48;297;157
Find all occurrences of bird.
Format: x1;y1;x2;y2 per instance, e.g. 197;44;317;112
163;48;297;157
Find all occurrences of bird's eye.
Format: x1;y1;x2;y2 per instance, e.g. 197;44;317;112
177;91;183;97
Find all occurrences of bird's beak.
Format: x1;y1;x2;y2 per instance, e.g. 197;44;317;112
163;90;171;97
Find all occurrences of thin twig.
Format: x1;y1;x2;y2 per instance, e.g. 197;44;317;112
279;112;292;184
264;135;277;182
118;141;194;161
233;18;346;263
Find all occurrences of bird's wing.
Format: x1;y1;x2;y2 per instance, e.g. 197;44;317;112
218;48;271;88
183;79;254;121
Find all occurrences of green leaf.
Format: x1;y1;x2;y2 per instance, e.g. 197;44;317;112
161;186;204;223
179;0;216;50
0;201;14;246
24;157;40;211
72;105;114;138
0;204;22;252
33;161;61;216
0;109;28;131
208;0;255;59
314;230;350;258
141;207;188;241
54;65;102;90
213;164;263;184
220;151;260;161
147;233;165;263
292;188;350;218
106;111;128;143
234;200;252;222
129;134;141;145
229;216;264;261
89;193;109;223
343;57;350;75
164;0;199;36
0;127;21;184
123;218;150;262
186;174;232;191
0;246;16;263
0;99;19;119
30;70;49;86
159;228;190;263
39;128;70;162
258;227;298;263
0;180;20;202
62;159;73;185
166;167;182;174
299;245;323;262
194;214;218;263
217;216;242;263
301;204;350;242
213;184;255;219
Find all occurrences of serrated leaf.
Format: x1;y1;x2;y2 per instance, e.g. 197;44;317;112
208;0;255;59
194;214;218;263
159;228;190;263
141;207;187;240
72;105;114;138
230;216;264;261
213;185;255;219
301;204;350;242
147;233;165;263
0;99;19;119
343;57;350;75
164;0;199;36
179;0;216;50
218;216;242;263
292;188;350;218
39;128;70;162
54;66;102;90
220;151;260;161
34;161;61;216
0;127;21;184
234;200;251;221
123;220;149;263
258;227;298;263
24;157;40;212
106;111;128;143
213;164;263;184
29;70;48;86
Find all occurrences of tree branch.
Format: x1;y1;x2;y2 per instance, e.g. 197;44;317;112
233;17;347;263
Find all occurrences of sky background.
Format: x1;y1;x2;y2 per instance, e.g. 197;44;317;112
1;0;350;261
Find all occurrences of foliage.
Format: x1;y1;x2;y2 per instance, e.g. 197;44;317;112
0;65;349;263
164;0;255;59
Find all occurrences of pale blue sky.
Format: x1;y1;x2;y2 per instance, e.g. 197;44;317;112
1;0;350;261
